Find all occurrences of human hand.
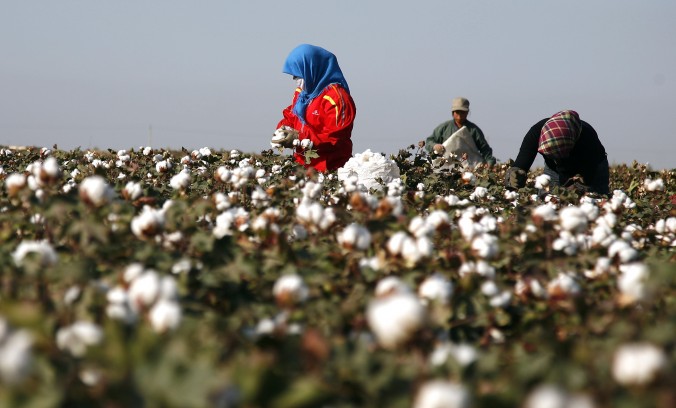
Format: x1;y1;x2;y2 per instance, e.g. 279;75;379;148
271;126;299;148
432;144;445;155
505;166;527;190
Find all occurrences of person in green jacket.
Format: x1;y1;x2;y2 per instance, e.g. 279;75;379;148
425;97;497;165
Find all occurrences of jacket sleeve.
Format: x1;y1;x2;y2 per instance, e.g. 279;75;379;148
513;119;547;170
425;122;449;152
471;127;497;165
276;88;302;129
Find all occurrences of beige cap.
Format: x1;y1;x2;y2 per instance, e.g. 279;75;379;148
451;97;470;112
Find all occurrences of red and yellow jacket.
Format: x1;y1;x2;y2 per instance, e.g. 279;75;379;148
277;84;355;172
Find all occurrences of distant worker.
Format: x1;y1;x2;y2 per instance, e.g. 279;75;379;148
505;110;609;194
425;97;496;165
271;44;356;172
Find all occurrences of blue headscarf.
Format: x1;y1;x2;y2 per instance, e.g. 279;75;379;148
282;44;350;124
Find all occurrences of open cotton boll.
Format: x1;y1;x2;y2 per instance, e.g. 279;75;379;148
534;174;551;189
12;240;59;267
612;342;667;386
413;380;471;408
418;273;453;305
547;272;581;299
56;321;104;357
471;233;499;259
131;206;166;240
366;291;426;350
337;149;401;192
337;223;372;251
149;299;182;333
79;175;116;207
273;274;309;307
0;320;34;385
169;169;191;190
524;384;595;408
374;276;412;297
559;206;588;233
617;262;650;303
643;177;664;192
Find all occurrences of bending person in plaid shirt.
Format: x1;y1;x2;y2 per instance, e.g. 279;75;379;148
505;110;609;195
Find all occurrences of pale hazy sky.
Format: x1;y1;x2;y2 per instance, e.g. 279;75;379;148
2;1;675;169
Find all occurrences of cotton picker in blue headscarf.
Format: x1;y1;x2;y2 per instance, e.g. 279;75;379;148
271;44;356;172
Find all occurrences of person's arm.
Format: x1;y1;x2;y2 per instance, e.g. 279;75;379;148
425;122;450;153
276;88;302;129
512;119;547;171
471;126;496;165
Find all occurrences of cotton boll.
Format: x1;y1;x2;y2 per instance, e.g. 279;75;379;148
643;177;664;192
534;174;551;189
471;233;499;259
547;272;581;299
337;223;372;251
169;169;191;190
56;321;104;357
122;181;143;201
374;276;412;297
273;274;309;307
0;323;33;385
532;203;558;223
617;262;650;303
386;231;409;256
559;206;588;233
79;175;116;207
128;270;161;310
523;384;594;408
413;380;471;408
418;273;453;305
131;206;166;240
366;292;427;350
607;239;638;263
148;299;182;333
5;173;27;196
612;342;667;386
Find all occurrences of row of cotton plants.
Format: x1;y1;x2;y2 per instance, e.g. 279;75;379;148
0;144;673;407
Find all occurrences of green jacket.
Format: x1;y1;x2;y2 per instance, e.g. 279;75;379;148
425;119;496;165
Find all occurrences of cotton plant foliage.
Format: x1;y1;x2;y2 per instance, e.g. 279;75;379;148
0;144;673;407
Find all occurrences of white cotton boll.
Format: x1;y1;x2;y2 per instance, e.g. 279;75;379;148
607;239;638;263
643;178;664;192
155;159;172;173
415;236;434;258
131;206;166;240
547;272;581;298
579;201;599;221
553;231;580;255
337;223;372;250
401;236;423;265
375;276;412;297
123;263;145;283
481;280;500;297
426;210;450;230
169;169;191;190
504;190;519;201
0;326;33;385
149;299;182;333
612;342;667;386
523;384;579;408
559;206;588;233
458;261;476;278
122;181;143;201
359;256;385;272
12;240;59;267
461;171;476;185
469;186;489;201
476;260;496;279
585;257;612;279
56;321;104;357
408;216;429;237
5;173;27;196
489;290;512;308
532;203;558;222
158;275;179;301
128;270;161;310
386;231;410;256
413;380;471;408
79;175;116;207
291;224;308;241
471;233;499;259
418;273;453;305
617;262;650;302
213;207;250;238
366;292;426;350
458;216;480;241
534;174;551;189
105;286;137;324
318;207;337;230
64;286;81;305
273;274;309;306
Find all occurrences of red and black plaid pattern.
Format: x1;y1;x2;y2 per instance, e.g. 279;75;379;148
538;110;581;159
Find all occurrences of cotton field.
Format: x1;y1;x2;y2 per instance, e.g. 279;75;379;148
0;145;673;407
